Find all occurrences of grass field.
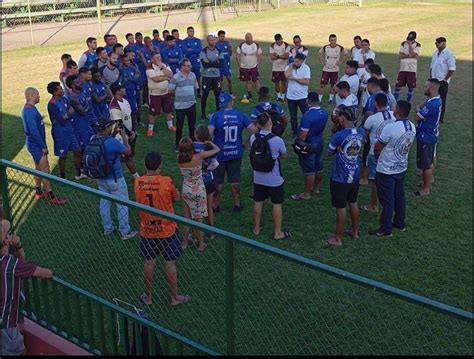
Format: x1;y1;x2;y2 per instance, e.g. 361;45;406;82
1;0;473;354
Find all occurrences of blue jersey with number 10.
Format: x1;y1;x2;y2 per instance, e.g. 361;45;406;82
209;109;252;162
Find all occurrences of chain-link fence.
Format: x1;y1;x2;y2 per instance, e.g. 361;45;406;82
1;159;472;355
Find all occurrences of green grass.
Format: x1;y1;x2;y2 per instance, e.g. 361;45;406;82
1;1;472;355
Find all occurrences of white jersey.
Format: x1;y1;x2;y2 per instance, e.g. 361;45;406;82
109;97;133;132
363;109;396;155
339;73;359;96
354;50;375;78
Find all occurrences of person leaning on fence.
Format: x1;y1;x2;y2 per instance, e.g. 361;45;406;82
134;152;191;307
90;117;138;241
1;208;53;356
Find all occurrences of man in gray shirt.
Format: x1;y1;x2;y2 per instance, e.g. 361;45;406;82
100;53;120;96
200;34;224;121
169;59;199;148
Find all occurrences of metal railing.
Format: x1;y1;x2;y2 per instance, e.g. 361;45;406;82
1;158;473;355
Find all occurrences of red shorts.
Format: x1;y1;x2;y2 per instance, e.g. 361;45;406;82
320;71;338;86
149;93;173;116
239;67;259;82
271;71;286;83
396;71;417;88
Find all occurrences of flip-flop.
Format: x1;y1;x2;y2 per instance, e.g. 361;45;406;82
321;239;342;247
171;295;191;307
274;230;291;241
291;193;310;201
139;293;152;306
413;191;429;197
362;205;378;213
345;229;360;240
197;243;207;252
251;227;260;236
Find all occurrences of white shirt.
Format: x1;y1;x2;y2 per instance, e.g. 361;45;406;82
377;120;416;175
363;109;396;155
146;63;172;95
270;42;291;72
237;42;262;69
109;97;133;132
339;73;360;96
285;63;311;100
430;48;456;83
354;50;376;78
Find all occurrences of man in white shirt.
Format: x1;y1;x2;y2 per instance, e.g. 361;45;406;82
288;35;308;64
236;33;263;103
369;100;416;237
430;36;456;123
146;52;176;137
354;39;375;79
335;60;359;103
284;53;310;138
270;34;290;102
334;81;358;119
362;93;395;212
350;35;362;59
394;31;421;104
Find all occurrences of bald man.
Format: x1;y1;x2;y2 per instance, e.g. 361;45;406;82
236;33;263;103
21;87;65;205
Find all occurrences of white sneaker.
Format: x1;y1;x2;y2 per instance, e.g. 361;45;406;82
121;230;138;240
75;173;90;180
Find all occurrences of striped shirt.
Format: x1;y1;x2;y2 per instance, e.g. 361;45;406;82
1;255;36;329
168;71;198;110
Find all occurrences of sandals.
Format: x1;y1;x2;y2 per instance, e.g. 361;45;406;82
139;293;152;306
362;205;378;213
274;230;292;241
251;227;260;236
321;238;342;247
291;193;310;201
171;295;192;307
413;191;429;197
345;229;360;240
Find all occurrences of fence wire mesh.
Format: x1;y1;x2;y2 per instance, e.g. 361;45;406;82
3;166;473;355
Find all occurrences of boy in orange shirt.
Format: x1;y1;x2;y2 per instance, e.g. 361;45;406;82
135;151;191;306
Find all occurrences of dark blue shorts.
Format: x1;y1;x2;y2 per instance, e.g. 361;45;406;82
214;157;242;185
298;145;324;176
139;230;183;262
29;150;44;164
220;67;232;78
53;133;80;157
367;154;377;180
74;129;94;150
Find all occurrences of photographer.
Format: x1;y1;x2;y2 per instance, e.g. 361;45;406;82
109;83;139;178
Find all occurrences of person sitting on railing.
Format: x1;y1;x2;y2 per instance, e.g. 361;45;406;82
1;207;53;356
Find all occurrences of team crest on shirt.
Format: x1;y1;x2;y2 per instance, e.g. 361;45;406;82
342;134;362;164
394;130;415;160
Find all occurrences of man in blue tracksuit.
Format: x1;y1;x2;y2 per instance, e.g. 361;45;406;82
182;26;203;97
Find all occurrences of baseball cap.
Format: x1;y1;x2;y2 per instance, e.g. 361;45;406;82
435;36;447;43
109;82;124;95
407;31;417;41
219;92;232;109
96;117;114;130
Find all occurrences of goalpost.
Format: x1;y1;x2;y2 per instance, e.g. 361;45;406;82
326;0;362;6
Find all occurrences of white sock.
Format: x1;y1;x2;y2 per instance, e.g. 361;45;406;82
319;94;323;102
148;124;154;131
282;93;285;100
329;94;334;101
166;120;173;128
132;172;140;178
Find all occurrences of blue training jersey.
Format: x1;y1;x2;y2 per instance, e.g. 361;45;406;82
47;96;73;136
70;91;93;132
120;65;140;97
194;142;215;183
81;51;98;69
182;37;203;66
22;104;47;151
81;81;98;125
328;128;365;183
209;109;252;162
416;96;442;144
160;45;184;74
104;46;114;56
300;106;328;144
91;81;110;119
216;40;232;70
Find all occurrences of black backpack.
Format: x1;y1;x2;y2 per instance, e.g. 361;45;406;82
82;136;116;180
249;131;275;172
256;104;285;137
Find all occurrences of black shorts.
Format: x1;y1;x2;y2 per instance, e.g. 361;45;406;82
139;231;182;262
417;141;436;171
214;158;242;185
253;183;284;204
205;180;216;195
202;77;222;92
330;180;359;208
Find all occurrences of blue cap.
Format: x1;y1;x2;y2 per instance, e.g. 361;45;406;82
219;92;232;109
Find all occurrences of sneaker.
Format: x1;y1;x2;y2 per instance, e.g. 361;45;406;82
121;230;138;240
233;205;243;213
75;173;89;180
392;225;407;232
213;206;220;213
277;97;284;103
35;193;46;200
201;115;210;122
174;146;179;153
137;122;147;128
188;234;197;245
328;99;333;104
104;227;117;236
147;129;154;137
167;126;177;133
49;197;66;205
142;103;149;108
368;228;392;237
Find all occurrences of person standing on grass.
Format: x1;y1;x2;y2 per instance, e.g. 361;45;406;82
113;43;125;68
138;36;155;109
318;34;349;104
350;35;362;59
413;79;442;197
291;92;328;201
178;137;220;251
200;34;224;121
46;81;82;181
1;214;54;357
322;107;364;247
362;93;395;212
251;86;288;137
270;33;290;103
134;151;191;307
90;67;111;120
216;30;234;96
100;52;121;95
250;113;289;241
146;52;176;137
120;53;142;128
62;60;79;94
430;36;456;123
285;52;311;139
393;31;421;104
103;34;115;56
152;29;162;48
354;39;375;79
160;35;184;75
21;87;65;205
209;92;255;213
288;35;308;64
182;26;203;98
334;81;359;119
94;47;109;71
369;100;416;237
236;32;263;103
168;58;199;150
335;60;360;103
78;37;98;69
59;53;72;89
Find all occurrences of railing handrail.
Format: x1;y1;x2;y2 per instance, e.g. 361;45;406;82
2;158;472;323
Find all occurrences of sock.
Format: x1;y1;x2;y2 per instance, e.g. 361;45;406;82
75;168;81;177
319;94;323;102
132;172;140;178
35;186;43;195
407;88;414;103
47;191;56;200
282;93;285;100
393;88;401;101
148;124;154;131
329;94;334;101
60;172;66;179
166;120;173;128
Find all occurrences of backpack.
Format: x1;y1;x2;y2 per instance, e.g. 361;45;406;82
82;136;116;180
256;104;285;137
249;131;275;173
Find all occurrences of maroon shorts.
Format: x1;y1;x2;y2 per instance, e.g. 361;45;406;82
149;93;173;116
239;67;259;82
396;71;417;88
320;71;338;86
271;71;286;83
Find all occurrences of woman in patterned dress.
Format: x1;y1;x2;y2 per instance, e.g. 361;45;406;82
178;137;220;251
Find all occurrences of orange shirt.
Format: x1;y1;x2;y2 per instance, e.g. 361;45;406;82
134;175;179;239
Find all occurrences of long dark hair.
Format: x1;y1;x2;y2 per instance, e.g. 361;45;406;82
178;137;195;164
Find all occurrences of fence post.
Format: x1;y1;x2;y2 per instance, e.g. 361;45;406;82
258;0;261;12
225;238;235;355
27;0;35;46
277;0;280;9
0;164;12;223
97;0;102;35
